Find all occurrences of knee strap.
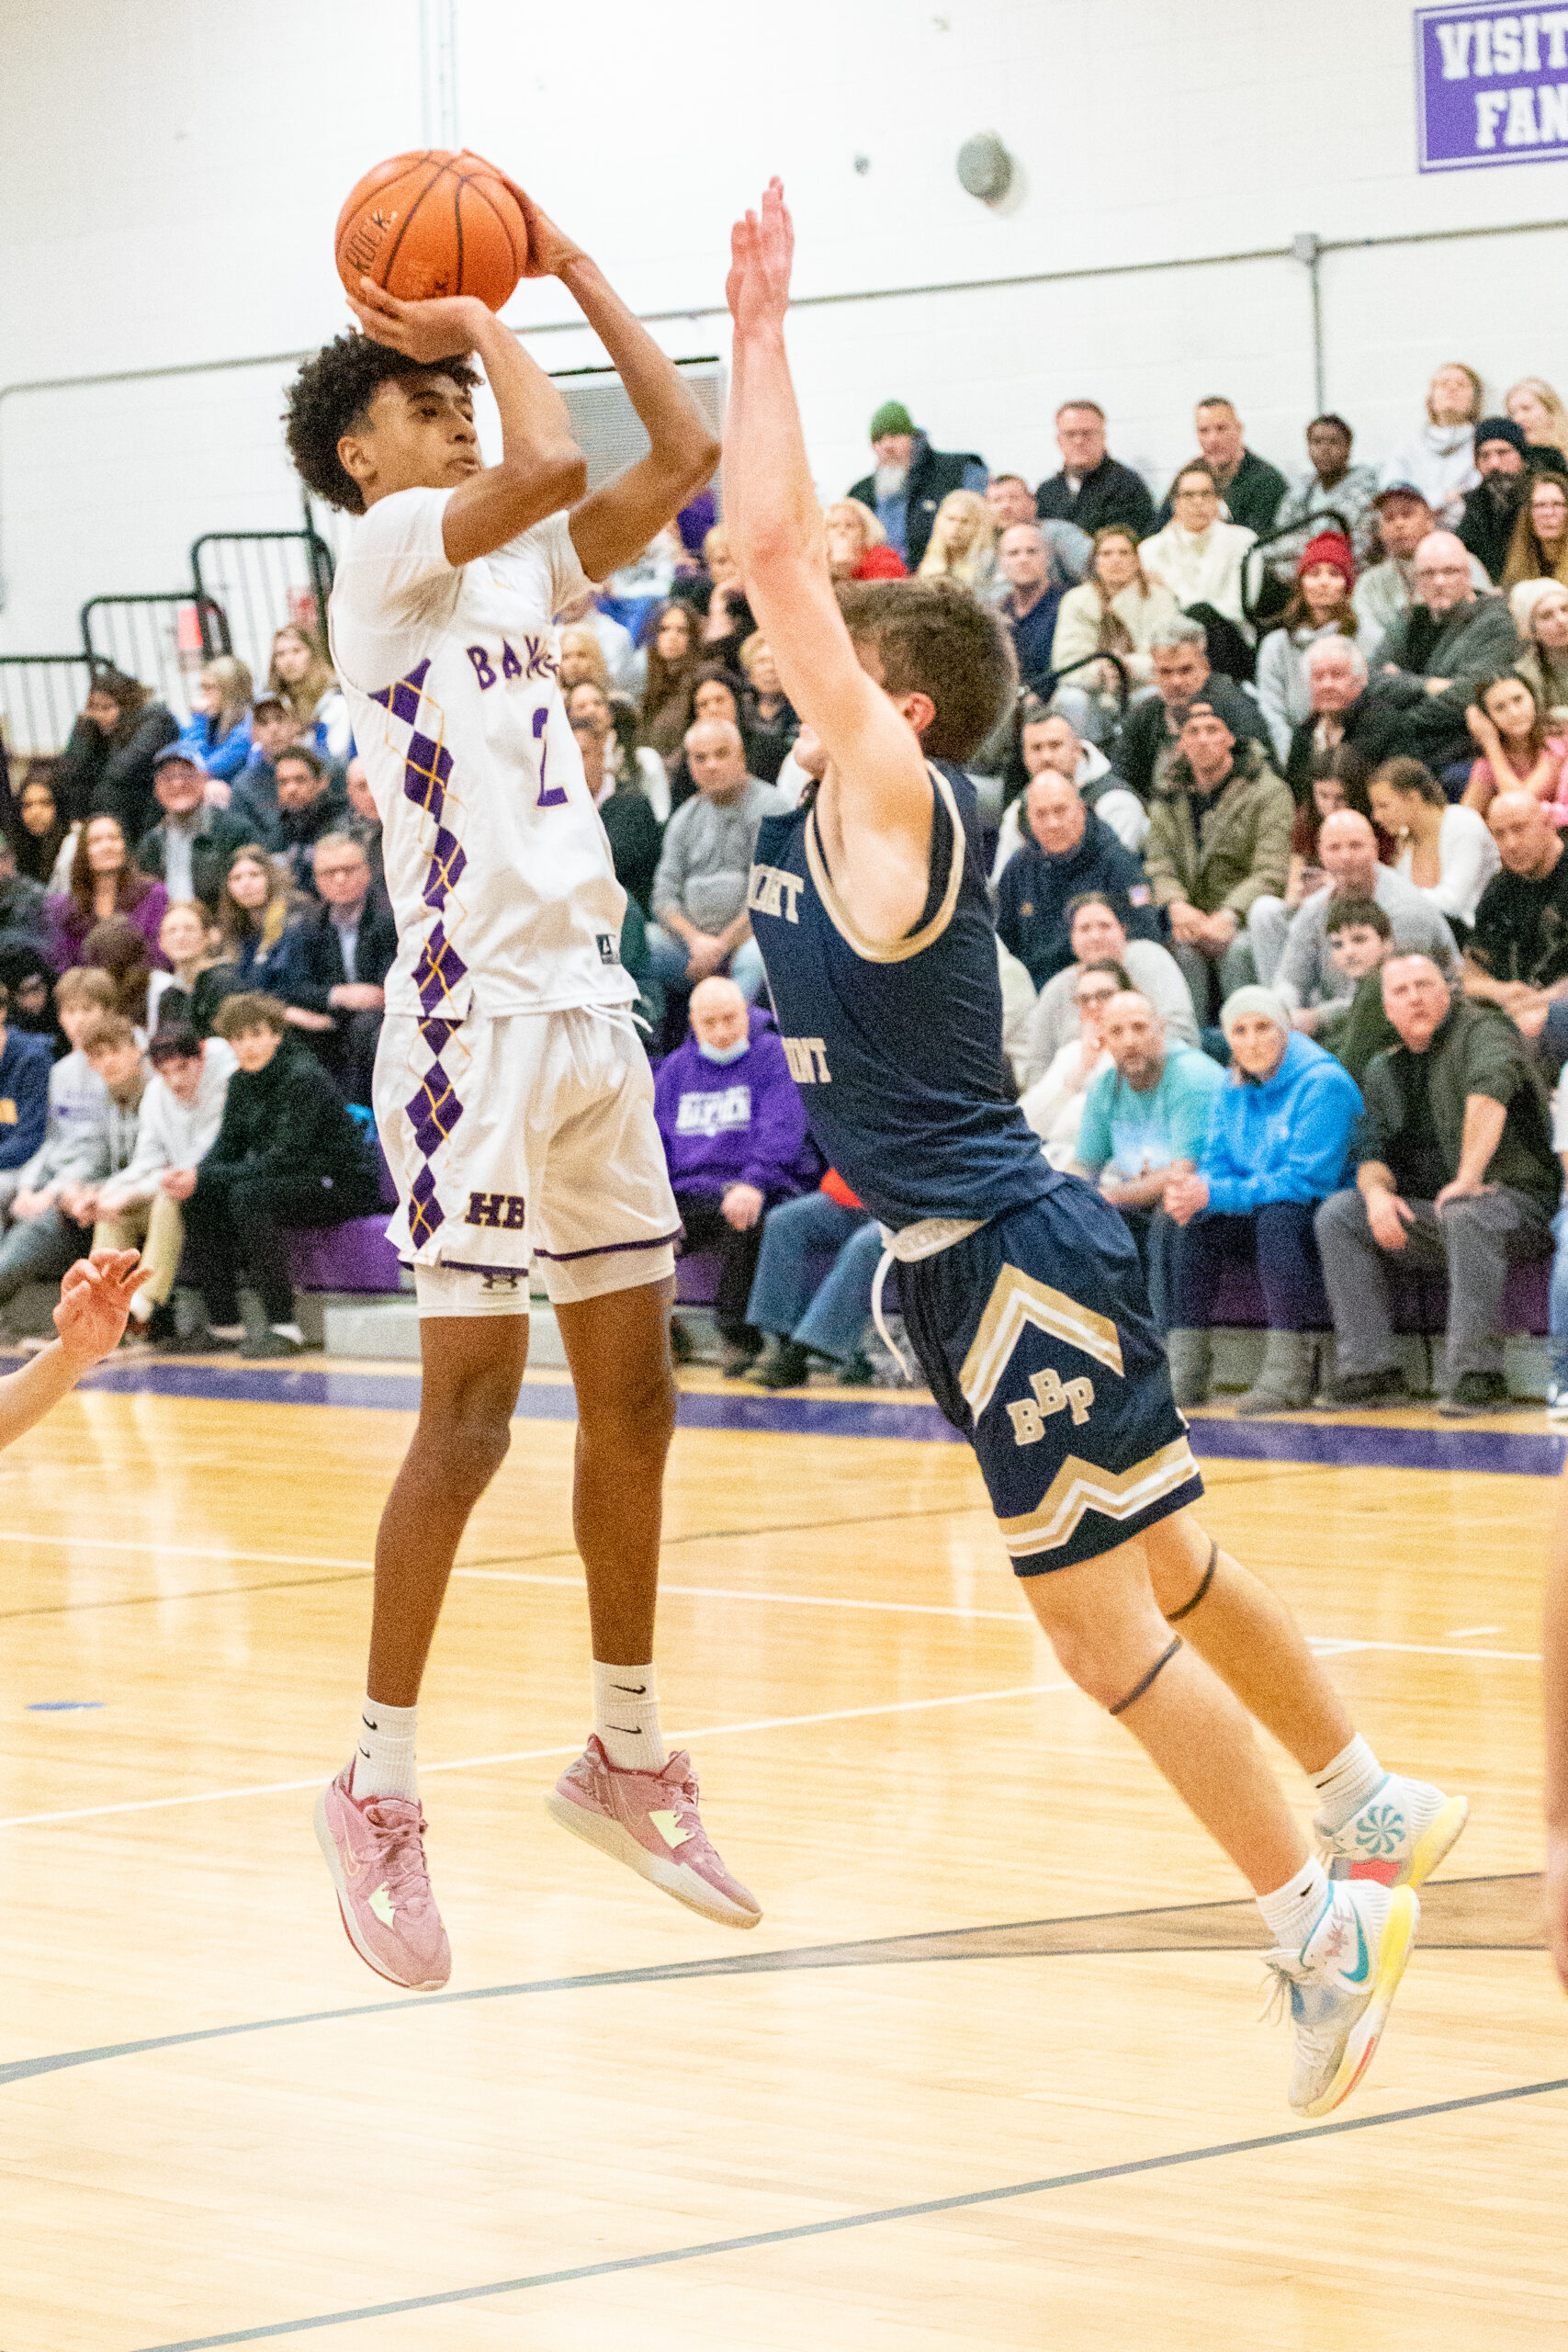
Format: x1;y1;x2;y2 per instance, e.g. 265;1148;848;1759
1165;1536;1219;1624
1108;1634;1184;1718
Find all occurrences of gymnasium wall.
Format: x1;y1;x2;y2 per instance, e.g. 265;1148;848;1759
6;0;1568;656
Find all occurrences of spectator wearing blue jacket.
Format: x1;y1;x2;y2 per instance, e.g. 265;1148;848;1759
176;657;254;786
655;978;820;1372
1164;984;1362;1414
0;987;52;1216
994;770;1158;989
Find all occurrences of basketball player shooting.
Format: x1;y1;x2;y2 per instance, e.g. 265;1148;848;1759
725;179;1466;2115
284;182;760;1993
0;1250;145;1453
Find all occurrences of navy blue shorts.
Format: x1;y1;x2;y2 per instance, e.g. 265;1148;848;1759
897;1182;1203;1575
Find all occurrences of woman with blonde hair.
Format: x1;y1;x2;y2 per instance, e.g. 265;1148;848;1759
824;498;908;582
1506;376;1568;464
1513;577;1568;726
179;654;254;785
558;626;611;694
1050;524;1182;704
217;844;297;989
268;623;350;763
1502;470;1568;591
1381;361;1484;528
917;490;998;594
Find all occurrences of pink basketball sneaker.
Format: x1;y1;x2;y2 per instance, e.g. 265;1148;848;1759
313;1765;452;1990
546;1736;762;1928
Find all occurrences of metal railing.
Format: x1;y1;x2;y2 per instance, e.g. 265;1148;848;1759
79;592;229;722
0;652;95;757
190;530;334;688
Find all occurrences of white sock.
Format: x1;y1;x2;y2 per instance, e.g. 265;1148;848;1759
350;1693;419;1801
129;1289;153;1325
1311;1735;1386;1832
1257;1855;1333;1953
270;1322;304;1344
209;1322;244;1340
592;1662;667;1772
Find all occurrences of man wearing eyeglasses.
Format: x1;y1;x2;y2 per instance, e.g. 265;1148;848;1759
1377;529;1519;775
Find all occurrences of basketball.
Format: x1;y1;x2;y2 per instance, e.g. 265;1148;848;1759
334;148;527;311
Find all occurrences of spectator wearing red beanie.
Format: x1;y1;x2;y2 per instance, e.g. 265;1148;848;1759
1255;528;1382;765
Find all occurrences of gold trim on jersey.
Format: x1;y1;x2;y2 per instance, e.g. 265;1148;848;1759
960;1263;1125;1419
802;765;966;964
998;1437;1200;1557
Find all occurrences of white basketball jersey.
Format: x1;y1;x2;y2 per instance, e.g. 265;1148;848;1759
329;491;636;1022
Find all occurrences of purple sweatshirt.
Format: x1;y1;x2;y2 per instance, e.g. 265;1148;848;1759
654;1026;819;1200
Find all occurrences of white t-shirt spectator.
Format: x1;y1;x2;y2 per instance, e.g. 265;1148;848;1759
1393;805;1501;929
96;1042;238;1212
1019;1040;1113;1169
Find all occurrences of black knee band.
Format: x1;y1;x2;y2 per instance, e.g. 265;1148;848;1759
1166;1537;1219;1625
1108;1634;1184;1718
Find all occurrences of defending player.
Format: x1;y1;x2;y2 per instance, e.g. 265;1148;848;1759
0;1251;146;1450
284;186;760;1992
725;182;1464;2115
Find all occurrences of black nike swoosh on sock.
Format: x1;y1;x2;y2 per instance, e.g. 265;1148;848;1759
611;1724;642;1736
613;1684;648;1695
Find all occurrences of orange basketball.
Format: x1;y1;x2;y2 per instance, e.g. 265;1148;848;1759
334;149;528;311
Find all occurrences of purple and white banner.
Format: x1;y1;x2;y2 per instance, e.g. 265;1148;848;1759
1416;4;1568;169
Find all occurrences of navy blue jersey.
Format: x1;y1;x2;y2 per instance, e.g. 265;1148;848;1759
749;762;1061;1230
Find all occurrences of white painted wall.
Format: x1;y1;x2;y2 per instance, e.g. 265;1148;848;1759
6;0;1568;662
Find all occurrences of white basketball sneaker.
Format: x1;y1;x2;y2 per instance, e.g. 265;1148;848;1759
1263;1881;1419;2117
1316;1773;1468;1889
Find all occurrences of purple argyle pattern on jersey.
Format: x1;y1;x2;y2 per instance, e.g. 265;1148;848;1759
370;664;427;729
370;661;470;1247
406;1017;462;1163
408;1161;445;1247
423;826;467;912
413;922;467;1012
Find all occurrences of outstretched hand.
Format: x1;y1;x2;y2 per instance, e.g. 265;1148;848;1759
52;1250;146;1365
727;178;795;336
348;277;491;364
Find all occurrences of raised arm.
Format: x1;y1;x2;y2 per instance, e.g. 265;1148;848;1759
349;281;586;567
723;180;933;944
510;198;721;583
0;1250;143;1453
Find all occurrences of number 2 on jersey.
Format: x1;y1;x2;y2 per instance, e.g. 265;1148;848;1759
533;706;568;808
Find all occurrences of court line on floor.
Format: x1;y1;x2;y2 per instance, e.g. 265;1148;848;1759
3;1874;1538;2093
0;1679;1074;1829
452;1567;1033;1622
126;2073;1568;2351
0;1530;1544;1659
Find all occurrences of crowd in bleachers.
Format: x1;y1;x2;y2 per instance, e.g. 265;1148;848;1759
9;359;1568;1411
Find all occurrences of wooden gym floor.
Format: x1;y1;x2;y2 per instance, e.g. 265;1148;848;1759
2;1353;1565;2350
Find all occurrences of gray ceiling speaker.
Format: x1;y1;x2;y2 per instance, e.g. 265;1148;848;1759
956;130;1012;203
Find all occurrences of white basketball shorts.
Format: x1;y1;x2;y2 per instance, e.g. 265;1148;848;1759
374;1004;680;1316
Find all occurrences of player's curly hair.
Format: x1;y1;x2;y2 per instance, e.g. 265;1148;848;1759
283;334;481;514
837;576;1017;762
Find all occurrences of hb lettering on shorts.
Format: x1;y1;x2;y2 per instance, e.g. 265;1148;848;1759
466;1191;526;1230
